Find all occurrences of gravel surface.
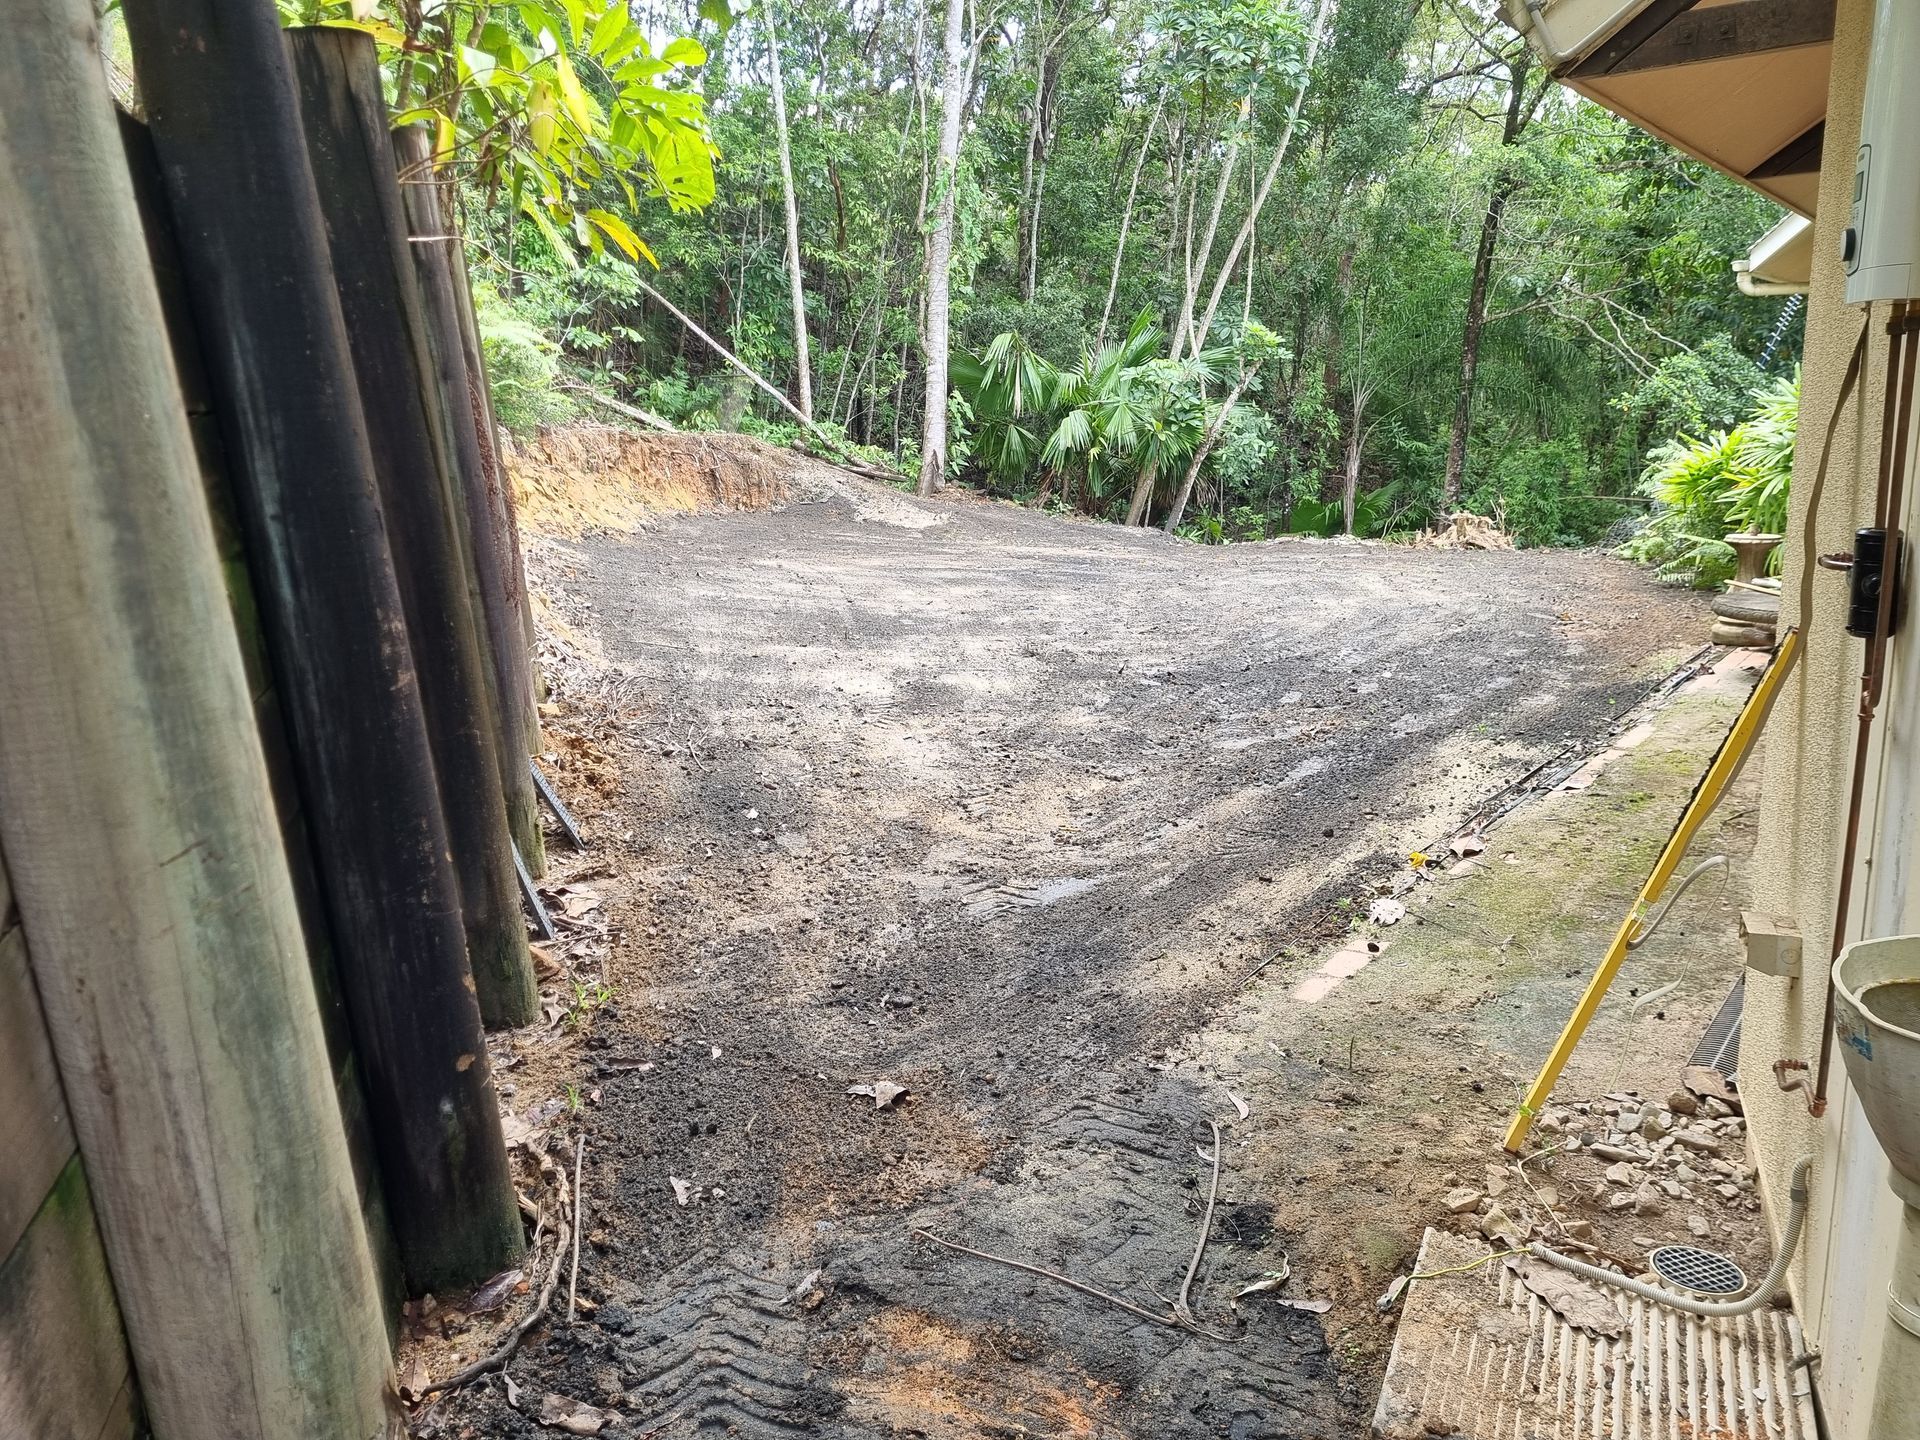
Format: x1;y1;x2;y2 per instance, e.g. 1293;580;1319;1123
465;483;1712;1440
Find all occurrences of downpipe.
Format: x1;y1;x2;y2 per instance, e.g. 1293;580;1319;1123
1527;1157;1813;1318
1867;1199;1920;1436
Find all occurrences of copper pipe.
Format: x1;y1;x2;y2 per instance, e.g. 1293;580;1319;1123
1811;301;1917;1116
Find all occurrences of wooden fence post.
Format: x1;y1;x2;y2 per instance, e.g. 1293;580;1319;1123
392;123;546;880
445;194;547;767
120;0;524;1294
0;5;394;1435
288;28;538;1030
116;112;392;1285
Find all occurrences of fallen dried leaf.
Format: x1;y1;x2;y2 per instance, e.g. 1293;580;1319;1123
530;944;564;981
469;1267;525;1313
538;1392;608;1435
1227;1091;1250;1122
1513;1259;1625;1338
670;1176;691;1206
398;1355;431;1402
847;1080;908;1110
1368;897;1406;926
501;1112;536;1150
1272;1297;1334;1314
1448;834;1486;859
1231;1256;1291;1305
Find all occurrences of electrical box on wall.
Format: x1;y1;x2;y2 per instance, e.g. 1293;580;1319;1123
1846;0;1920;304
1740;911;1803;978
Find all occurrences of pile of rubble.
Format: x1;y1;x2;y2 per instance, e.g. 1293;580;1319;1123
1436;1081;1757;1257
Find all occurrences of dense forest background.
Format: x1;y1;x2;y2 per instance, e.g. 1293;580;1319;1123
329;0;1805;551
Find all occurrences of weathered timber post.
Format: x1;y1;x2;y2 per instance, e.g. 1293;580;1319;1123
0;5;393;1436
117;113;391;1275
392;123;546;879
445;191;547;762
120;0;524;1293
288;28;538;1029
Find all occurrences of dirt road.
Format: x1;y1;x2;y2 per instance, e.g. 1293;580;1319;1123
499;481;1711;1439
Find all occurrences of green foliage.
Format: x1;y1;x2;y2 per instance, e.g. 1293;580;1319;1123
1623;371;1798;585
315;0;715;268
415;0;1791;551
951;310;1225;520
1613;336;1765;439
474;284;575;433
1727;370;1799;534
1471;440;1617;549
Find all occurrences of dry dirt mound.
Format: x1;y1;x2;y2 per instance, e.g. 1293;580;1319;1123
508;425;866;538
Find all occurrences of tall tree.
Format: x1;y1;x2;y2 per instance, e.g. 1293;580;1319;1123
766;0;814;419
1186;0;1333;358
1098;90;1165;347
918;0;971;495
1440;16;1551;508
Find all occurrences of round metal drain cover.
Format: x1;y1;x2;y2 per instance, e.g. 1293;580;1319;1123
1648;1244;1747;1296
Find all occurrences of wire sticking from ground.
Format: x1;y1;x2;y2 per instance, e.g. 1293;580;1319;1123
913;1118;1237;1341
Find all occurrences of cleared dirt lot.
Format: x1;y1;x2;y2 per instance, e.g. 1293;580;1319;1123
481;476;1716;1439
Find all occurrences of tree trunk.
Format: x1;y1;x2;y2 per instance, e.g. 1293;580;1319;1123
767;0;813;421
1097;93;1164;348
1026;129;1051;301
1188;0;1333;358
0;12;396;1439
1164;367;1257;533
1341;400;1365;534
916;0;968;496
1170;99;1244;358
1443;52;1541;509
1022;43;1061;302
1441;184;1509;509
1013;0;1045;300
1124;459;1162;527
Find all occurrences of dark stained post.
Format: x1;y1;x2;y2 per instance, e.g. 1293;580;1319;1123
445;193;547;770
117;116;388;1273
391;124;545;876
286;27;539;1030
120;0;523;1294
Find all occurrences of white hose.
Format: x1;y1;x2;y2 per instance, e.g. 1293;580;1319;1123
1528;1156;1813;1318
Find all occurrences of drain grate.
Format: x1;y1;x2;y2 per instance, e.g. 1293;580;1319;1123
1650;1244;1748;1296
1689;974;1745;1075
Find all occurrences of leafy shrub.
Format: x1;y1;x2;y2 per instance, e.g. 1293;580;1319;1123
1621;370;1797;586
1474;439;1619;548
642;369;726;429
1614;335;1764;439
474;284;575;434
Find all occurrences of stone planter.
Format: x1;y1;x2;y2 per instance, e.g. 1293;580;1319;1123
1710;532;1783;647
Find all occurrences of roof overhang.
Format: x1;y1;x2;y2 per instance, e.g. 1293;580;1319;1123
1504;0;1835;217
